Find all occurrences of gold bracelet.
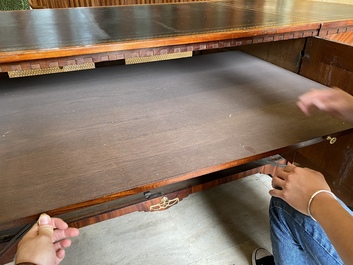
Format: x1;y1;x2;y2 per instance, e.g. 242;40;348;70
307;190;337;221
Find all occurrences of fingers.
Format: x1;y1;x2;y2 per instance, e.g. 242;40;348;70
37;214;78;242
271;175;285;190
297;89;320;113
20;216;68;242
297;100;319;116
297;88;333;114
56;248;66;264
269;188;282;199
55;239;72;265
297;87;353;121
53;227;79;243
38;213;54;238
54;239;72;252
51;217;69;230
53;238;74;264
272;163;296;190
275;163;295;179
283;164;295;173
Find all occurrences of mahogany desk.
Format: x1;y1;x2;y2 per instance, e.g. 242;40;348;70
1;0;353;262
1;0;353;72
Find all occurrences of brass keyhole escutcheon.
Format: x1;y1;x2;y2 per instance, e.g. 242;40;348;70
327;136;337;144
149;196;179;211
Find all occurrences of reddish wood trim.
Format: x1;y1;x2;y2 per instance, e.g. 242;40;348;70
0;29;318;73
0;26;320;64
65;162;282;228
319;19;353;37
324;31;353;46
319;26;353;37
28;0;214;8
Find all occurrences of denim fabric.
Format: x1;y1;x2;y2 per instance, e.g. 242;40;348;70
270;196;353;265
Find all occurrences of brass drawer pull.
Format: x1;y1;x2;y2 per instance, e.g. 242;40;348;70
326;136;337;144
150;196;179;211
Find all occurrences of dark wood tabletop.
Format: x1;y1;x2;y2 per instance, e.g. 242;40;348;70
1;51;352;230
1;0;353;66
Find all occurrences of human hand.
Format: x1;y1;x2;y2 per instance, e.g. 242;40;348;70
15;214;79;265
297;87;353;122
269;164;331;215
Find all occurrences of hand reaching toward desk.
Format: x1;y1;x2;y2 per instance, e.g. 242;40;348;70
15;214;79;265
260;86;353;265
297;87;353;122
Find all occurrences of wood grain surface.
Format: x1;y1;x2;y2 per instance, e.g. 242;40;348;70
1;51;352;229
300;37;353;94
325;32;353;46
28;0;210;8
1;0;353;65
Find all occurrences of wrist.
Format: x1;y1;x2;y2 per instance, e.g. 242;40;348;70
308;190;337;221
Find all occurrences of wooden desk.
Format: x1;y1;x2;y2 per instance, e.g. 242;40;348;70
1;0;353;262
1;50;353;260
1;0;353;73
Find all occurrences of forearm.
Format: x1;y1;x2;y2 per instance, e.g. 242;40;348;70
311;194;353;264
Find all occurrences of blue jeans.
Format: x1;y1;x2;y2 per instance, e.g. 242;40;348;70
270;196;353;265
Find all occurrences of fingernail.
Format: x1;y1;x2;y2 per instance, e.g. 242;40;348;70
38;213;50;225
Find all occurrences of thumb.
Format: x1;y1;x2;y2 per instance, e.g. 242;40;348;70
38;213;54;238
269;189;282;199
